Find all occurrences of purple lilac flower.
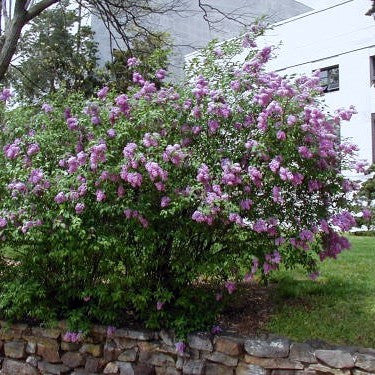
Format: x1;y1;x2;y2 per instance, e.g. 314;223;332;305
123;143;137;159
248;167;262;187
97;86;109;100
211;325;222;334
362;209;372;221
221;161;242;186
240;199;253;210
230;80;241;91
4;142;21;159
96;190;106;202
27;143;40;156
8;182;27;196
272;186;283;204
299;229;314;242
354;160;368;173
228;213;244;226
309;272;320;281
0;218;7;228
298;146;313;159
107;326;116;337
244;273;253;282
41;103;53;113
67;157;79;174
245;139;258;150
263;262;274;274
124;172;143;188
0;88;12;102
279;167;294;182
143;133;159;147
320;231;351;260
106;128;116;138
67;117;78;131
242;33;257;48
225;281;236;294
276;130;286;140
214;47;223;56
287;115;296;125
132;72;145;85
138;215;149;228
117;184;125;198
54;192;67;204
253;219;267;233
145;162;168;182
197;164;210;184
269;158;281;172
63;332;82;343
208;120;219;133
161;196;171;208
331;211;356;231
175;342;186;354
127;57;140;67
29;169;43;184
90;143;107;170
265;251;282;265
163;144;186;166
156;69;167;80
91;116;100;125
75;203;85;214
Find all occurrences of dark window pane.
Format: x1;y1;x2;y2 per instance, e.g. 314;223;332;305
319;70;328;90
320;70;328;78
318;66;339;92
328;67;339;90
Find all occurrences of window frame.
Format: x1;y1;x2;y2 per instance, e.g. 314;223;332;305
372;113;375;164
318;65;340;93
370;56;375;86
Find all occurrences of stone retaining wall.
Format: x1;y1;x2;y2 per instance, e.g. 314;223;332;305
0;322;374;374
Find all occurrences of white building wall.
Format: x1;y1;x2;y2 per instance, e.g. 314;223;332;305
93;0;375;166
238;0;375;165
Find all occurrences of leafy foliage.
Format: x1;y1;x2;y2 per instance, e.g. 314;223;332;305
0;25;361;337
354;164;375;228
7;1;99;102
104;32;171;93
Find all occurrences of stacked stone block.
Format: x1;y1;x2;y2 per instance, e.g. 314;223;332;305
0;322;373;374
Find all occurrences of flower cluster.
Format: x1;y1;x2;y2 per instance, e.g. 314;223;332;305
0;24;363;336
63;332;82;343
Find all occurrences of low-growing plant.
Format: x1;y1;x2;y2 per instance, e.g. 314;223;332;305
354;163;374;229
0;24;363;336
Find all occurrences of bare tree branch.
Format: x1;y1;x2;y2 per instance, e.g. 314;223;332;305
25;0;35;10
0;1;3;36
0;0;256;82
366;0;375;15
26;0;59;21
10;62;44;91
2;0;10;28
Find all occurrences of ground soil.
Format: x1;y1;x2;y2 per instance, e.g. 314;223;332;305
217;281;276;335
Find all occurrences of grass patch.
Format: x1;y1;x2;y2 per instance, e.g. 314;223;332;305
267;236;375;347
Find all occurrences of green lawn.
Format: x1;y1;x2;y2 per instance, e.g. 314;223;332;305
267;236;375;348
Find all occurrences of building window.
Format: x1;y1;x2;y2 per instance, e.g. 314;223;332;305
372;114;375;163
370;56;375;85
319;65;339;92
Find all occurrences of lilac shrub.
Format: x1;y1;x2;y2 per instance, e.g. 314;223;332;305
0;25;362;335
